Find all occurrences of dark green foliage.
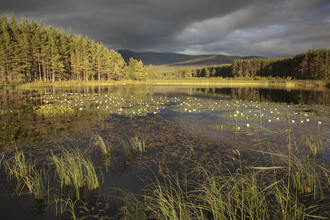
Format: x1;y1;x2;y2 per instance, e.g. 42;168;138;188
231;49;330;80
171;49;330;80
0;13;128;84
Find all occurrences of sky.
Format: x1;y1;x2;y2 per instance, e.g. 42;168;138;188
1;0;330;57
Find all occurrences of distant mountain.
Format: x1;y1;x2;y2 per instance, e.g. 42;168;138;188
117;50;211;65
173;55;265;66
116;50;265;67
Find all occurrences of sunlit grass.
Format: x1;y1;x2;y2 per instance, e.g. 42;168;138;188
52;149;99;199
2;149;49;200
110;146;330;219
116;136;146;162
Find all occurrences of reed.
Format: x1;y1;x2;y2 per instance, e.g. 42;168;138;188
129;136;145;156
110;144;330;219
118;137;133;162
117;135;146;161
3;149;49;200
52;149;99;199
93;133;109;156
113;188;148;220
304;135;323;157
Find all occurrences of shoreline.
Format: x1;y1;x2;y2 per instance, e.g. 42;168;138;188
1;79;329;89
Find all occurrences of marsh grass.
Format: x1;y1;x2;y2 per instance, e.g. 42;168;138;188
129;136;145;156
54;197;81;220
52;149;99;199
109;116;330;220
92;133;110;156
3;149;49;200
304;135;324;157
111;148;330;219
116;135;146;162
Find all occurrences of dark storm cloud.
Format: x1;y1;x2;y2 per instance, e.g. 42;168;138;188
1;0;330;57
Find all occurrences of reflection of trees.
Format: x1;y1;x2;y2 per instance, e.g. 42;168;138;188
192;87;330;104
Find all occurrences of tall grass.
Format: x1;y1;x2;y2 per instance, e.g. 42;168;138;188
117;136;146;161
111;150;330;219
92;133;110;156
109;121;330;220
52;149;99;199
2;149;49;200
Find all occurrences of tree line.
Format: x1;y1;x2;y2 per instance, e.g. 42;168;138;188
231;49;330;79
159;49;330;80
1;13;329;83
0;13;149;84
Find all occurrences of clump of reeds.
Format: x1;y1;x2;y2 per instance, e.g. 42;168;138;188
2;149;49;200
117;136;146;162
52;149;99;199
304;135;323;157
129;136;145;156
92;133;110;156
109;145;330;219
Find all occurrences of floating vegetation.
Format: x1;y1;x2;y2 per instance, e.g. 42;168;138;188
1;85;330;219
33;105;75;117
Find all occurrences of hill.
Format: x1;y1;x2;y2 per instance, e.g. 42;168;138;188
117;50;211;65
117;50;265;71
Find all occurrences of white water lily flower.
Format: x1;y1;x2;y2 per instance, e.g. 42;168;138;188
246;124;250;127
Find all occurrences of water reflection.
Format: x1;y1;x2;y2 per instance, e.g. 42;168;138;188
0;85;330;219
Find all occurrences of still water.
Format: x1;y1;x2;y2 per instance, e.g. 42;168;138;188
0;85;329;219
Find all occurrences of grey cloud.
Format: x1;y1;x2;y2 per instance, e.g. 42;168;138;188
1;0;329;57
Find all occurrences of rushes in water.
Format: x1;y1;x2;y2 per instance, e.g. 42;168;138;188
113;188;148;220
117;136;146;161
110;148;330;219
129;136;145;156
304;135;323;157
52;149;99;199
3;149;49;200
93;133;109;156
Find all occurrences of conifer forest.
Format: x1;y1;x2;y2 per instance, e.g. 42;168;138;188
0;13;149;84
1;13;330;84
